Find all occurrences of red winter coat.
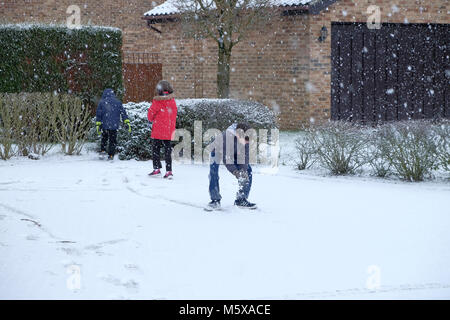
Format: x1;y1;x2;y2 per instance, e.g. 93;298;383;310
147;94;178;140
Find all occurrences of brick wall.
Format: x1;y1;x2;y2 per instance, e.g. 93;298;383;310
0;0;163;54
1;0;313;129
2;0;448;129
152;13;311;129
307;0;449;125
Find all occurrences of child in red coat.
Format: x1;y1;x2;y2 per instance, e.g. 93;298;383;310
147;80;178;179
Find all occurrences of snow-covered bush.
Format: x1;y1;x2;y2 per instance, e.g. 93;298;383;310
49;94;91;155
366;131;392;178
91;99;277;161
0;94;19;159
311;122;370;175
116;102;153;160
294;128;317;170
433;120;450;173
0;92;90;157
378;121;439;182
176;99;277;132
293;120;447;180
0;93;55;156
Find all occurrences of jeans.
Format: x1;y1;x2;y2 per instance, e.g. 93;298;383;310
209;151;252;201
101;129;117;156
153;139;172;171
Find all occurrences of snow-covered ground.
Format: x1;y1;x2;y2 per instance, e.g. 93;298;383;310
1;135;449;299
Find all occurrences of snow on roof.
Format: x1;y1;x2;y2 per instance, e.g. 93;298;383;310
144;0;178;17
144;0;315;17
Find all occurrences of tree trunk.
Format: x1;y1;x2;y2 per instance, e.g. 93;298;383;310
217;45;231;99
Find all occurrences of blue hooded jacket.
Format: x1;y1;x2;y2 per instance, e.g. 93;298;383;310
96;89;128;130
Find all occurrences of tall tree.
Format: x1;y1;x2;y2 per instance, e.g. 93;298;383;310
176;0;274;98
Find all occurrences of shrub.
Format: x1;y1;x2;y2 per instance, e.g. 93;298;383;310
0;93;55;156
17;93;56;156
0;94;19;159
176;99;277;132
378;121;439;181
116;102;153;160
433;120;450;173
0;24;123;107
367;131;392;178
49;94;91;155
312;121;369;175
294;129;317;170
91;99;277;161
0;92;91;157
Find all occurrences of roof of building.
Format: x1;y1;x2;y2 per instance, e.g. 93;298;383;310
144;0;316;17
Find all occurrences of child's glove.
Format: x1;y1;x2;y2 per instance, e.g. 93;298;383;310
96;121;102;135
124;119;131;133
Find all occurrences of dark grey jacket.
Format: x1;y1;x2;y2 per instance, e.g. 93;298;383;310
96;89;128;130
212;125;250;173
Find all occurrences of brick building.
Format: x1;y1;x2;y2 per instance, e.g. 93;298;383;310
1;0;448;129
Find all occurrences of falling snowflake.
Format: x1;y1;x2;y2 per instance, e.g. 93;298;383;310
386;88;395;95
305;82;317;93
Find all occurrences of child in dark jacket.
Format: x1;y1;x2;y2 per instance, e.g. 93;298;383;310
96;89;130;160
147;80;178;179
206;122;256;210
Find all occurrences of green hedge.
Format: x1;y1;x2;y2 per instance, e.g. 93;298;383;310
0;24;123;106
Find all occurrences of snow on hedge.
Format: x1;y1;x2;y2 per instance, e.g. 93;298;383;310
0;23;121;33
123;98;277;130
92;99;277;160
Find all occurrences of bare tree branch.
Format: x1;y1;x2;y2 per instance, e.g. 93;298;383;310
174;0;276;97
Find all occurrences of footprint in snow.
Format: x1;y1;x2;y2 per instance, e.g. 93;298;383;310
98;274;139;292
85;239;127;251
26;234;39;241
58;247;81;256
124;263;140;272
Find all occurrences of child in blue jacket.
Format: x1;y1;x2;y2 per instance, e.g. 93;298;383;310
96;89;131;160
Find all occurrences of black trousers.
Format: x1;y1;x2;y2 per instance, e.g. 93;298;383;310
152;139;172;171
101;129;117;156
